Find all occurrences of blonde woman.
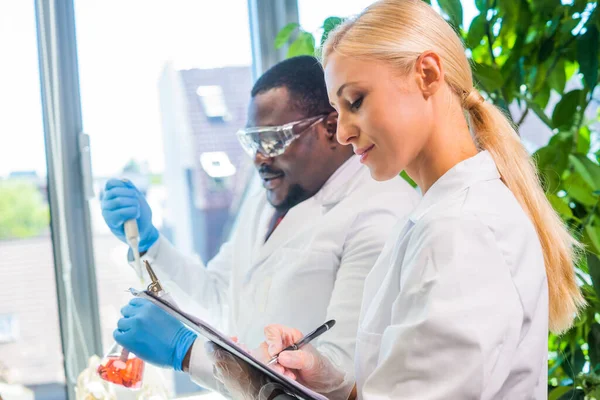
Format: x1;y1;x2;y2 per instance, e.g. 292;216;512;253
206;0;584;398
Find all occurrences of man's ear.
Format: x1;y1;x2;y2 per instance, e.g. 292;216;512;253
324;111;338;142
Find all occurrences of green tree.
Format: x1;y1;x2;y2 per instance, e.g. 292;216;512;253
278;0;600;397
0;181;49;239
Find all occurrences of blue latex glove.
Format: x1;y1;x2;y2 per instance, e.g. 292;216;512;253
114;298;197;371
100;179;159;252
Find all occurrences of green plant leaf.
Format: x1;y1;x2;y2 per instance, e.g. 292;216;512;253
584;229;600;256
564;172;597;206
529;101;553;127
515;2;533;37
589;252;600;296
569;154;600;191
438;0;463;28
577;25;599;91
548;194;574;219
532;62;549;93
400;171;417;188
561;17;582;35
475;0;488;12
275;23;299;49
586;219;600;256
588;321;600;371
535;134;572;192
563;343;586;379
548;60;566;94
565;61;579;81
467;14;487;49
321;17;344;46
577;126;591;155
287;32;316;58
499;0;519;22
557;388;585;400
538;36;555;63
552;90;584;130
532;86;552;116
531;0;557;17
473;62;504;92
549;386;575;400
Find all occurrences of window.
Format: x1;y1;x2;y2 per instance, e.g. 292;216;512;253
74;0;254;396
0;2;66;399
200;152;237;178
197;85;230;120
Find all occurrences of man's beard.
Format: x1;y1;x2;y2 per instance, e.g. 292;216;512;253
271;183;309;212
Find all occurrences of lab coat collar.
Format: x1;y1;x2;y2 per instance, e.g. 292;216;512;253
315;155;364;207
253;156;364;264
408;151;500;222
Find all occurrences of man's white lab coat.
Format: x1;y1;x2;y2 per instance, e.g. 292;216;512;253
355;151;548;399
136;156;420;390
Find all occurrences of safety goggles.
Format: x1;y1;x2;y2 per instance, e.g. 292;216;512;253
236;115;326;158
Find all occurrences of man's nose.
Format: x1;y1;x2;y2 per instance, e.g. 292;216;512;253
253;151;273;167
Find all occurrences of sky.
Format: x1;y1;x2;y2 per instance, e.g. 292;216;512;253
0;0;477;178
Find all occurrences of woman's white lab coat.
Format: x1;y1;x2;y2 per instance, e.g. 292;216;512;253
355;151;548;399
133;156;420;391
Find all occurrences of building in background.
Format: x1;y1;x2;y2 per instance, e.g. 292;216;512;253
158;64;254;264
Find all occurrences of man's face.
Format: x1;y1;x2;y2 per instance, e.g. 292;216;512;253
246;87;334;211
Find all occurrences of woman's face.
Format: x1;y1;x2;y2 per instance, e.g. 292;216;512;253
325;53;435;181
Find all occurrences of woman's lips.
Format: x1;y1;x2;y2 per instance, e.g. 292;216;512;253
355;144;375;163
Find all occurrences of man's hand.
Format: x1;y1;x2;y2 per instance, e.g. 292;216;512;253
114;298;197;371
101;179;159;252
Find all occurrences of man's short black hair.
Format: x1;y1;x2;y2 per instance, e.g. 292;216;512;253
251;55;334;117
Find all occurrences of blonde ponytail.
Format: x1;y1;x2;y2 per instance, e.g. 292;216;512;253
323;0;584;333
467;96;585;333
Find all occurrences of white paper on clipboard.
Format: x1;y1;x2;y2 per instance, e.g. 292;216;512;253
129;288;328;400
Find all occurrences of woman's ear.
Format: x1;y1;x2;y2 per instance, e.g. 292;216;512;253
414;51;444;100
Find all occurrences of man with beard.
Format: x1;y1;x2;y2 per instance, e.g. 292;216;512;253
101;56;419;392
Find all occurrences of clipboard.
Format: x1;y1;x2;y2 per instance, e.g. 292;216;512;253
129;288;328;400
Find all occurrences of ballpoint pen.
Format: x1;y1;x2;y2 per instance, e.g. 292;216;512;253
266;320;336;366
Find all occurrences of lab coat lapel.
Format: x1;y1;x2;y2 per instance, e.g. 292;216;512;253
250;202;273;264
254;196;322;265
251;156;363;266
318;156;364;210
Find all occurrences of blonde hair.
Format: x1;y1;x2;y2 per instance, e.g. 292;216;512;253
322;0;584;333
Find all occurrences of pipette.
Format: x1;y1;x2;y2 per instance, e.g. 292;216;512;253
122;218;144;365
124;219;145;286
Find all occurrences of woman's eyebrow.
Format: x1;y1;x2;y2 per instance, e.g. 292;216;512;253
336;81;359;97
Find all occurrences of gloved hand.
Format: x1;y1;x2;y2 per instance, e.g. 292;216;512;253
263;324;347;395
205;341;290;400
114;298;197;371
101;179;159;252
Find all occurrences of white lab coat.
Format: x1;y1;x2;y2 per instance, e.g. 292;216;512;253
136;156;420;392
355;151;548;400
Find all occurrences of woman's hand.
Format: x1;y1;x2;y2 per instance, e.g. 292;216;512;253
264;324;347;394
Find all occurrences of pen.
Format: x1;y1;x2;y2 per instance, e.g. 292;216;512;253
266;320;336;366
